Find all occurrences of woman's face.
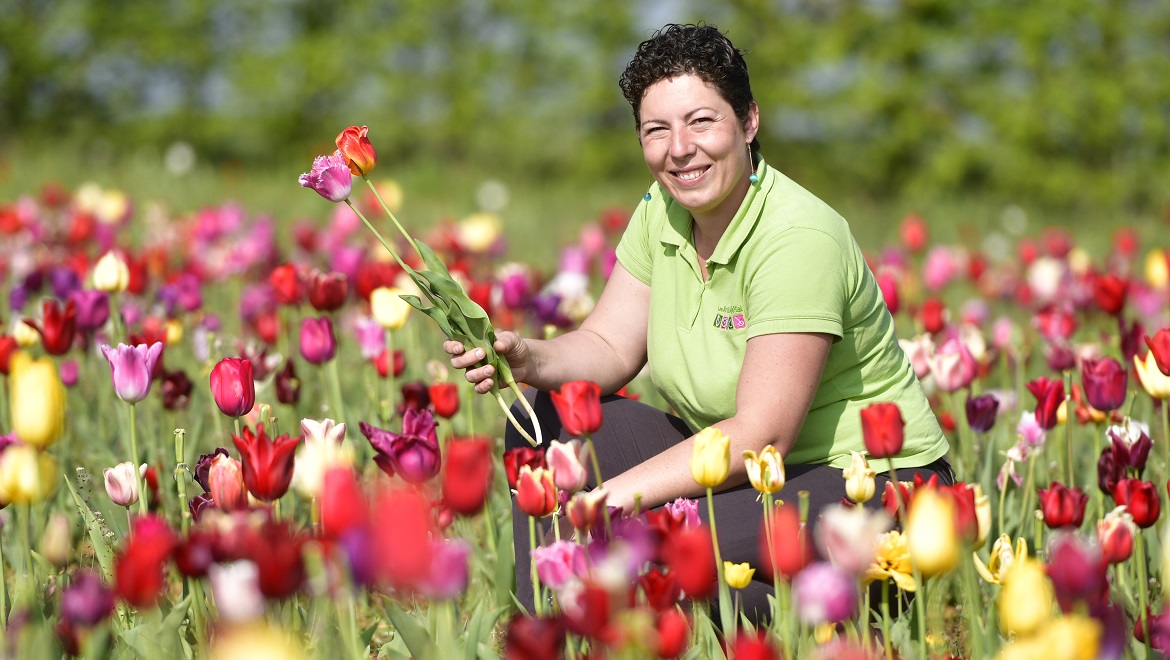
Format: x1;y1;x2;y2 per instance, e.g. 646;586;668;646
638;74;759;224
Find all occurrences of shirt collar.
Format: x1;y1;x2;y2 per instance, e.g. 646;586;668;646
657;157;774;264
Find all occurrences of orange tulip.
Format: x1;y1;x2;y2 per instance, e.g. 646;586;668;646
335;125;377;176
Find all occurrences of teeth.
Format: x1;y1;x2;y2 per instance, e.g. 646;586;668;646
676;169;704;181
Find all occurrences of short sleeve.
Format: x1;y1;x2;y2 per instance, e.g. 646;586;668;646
744;227;849;339
615;199;654;286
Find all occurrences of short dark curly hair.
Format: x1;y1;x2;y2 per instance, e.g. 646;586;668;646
619;24;759;157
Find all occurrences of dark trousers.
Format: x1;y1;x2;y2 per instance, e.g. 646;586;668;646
504;391;954;622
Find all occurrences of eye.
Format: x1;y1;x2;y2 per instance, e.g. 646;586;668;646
691;116;714;127
642;126;667;138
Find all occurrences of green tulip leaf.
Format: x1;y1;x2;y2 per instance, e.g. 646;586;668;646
400;295;456;338
380;599;440;659
65;475;115;581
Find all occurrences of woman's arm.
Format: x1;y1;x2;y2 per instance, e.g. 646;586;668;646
602;331;833;512
448;263;651;395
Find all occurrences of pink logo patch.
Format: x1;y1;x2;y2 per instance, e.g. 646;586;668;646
732;314;746;329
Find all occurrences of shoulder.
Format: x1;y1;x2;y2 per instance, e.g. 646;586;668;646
757;170;854;250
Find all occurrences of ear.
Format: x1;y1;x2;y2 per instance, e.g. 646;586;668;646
743;102;760;143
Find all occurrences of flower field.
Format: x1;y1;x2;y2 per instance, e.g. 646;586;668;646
1;127;1170;660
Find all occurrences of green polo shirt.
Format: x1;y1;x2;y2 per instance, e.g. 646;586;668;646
615;159;948;469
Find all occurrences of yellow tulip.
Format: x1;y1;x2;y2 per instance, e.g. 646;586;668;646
370;287;412;331
212;622;304;660
1000;615;1100;660
457;212;502;253
1135;351;1170;400
9;352;66;448
904;487;959;576
0;445;58;504
92;250;130;293
973;484;992;549
724;561;755;589
12;320;39;348
842;451;876;504
1145;248;1169;289
690;426;730;488
864;530;916;592
165;319;184;345
973;533;1027;584
743;445;785;494
997;557;1054;637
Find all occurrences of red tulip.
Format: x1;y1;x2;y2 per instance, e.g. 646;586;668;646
1081;357;1127;413
0;335;17;375
939;482;979;544
429;382;460;419
876;272;899;315
335;125;377;176
270;264;303;305
882;480;913;522
1037;482;1088;529
758;503;812;581
245;519;307;599
503;446;546;489
232;424;300;502
1097;510;1136;564
639;566;682;612
655;608;690;658
307;270;348;312
355;261;399;301
320;467;368;539
442;437;493;516
504;614;566;660
114;514;178;608
1026;377;1065;431
860;402;904;459
25;299;77;355
1146;329;1170;377
920;297;946;334
209;357;255;417
1045;533;1109;613
549;380;603;437
1092;273;1127;316
899;213;928;254
515;465;557;518
562;583;616;643
664;526;716;598
1034;304;1078;342
370;487;435;590
728;631;779;660
373;348;405;379
1112;479;1160;528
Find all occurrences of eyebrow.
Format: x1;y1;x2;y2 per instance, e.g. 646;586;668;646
639;107;721;129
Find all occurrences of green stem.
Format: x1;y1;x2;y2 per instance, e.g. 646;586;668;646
881;580;892;660
385;329;397;424
706;486;734;641
1162;400;1169;482
1018;453;1037;539
326;358;347;423
529;515;542;616
174;429;188;534
0;517;8;631
997;468;1008;539
1064;371;1073;485
129;403;146;515
0;376;8;432
1137;531;1152;657
493;391;538;447
362;177;421;258
506;378;544;445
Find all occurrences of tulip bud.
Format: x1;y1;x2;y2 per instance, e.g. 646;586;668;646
842;451;876;504
743;445;785;495
546;439;590;493
690;426;731;488
549;380;603;437
1097;506;1136;564
104;461;140;507
724;561;755;590
9;352;67;448
515;465;557;518
13;319;39;348
40;513;72;567
565;488;607;532
370;287;411;331
335;125;377;176
208;454;248;511
905;487;960;576
92;251;130;293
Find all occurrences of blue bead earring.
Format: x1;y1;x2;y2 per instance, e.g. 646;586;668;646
644;191;652;202
748;144;759;184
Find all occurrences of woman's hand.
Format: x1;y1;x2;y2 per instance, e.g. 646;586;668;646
444;331;529;394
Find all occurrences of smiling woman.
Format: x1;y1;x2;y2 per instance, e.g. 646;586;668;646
445;23;952;622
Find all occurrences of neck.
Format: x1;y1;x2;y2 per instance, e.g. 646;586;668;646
690;173;752;257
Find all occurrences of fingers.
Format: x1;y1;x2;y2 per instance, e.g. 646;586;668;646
464;362;495;384
449;346;487;370
475;378;494;394
442;340;464;356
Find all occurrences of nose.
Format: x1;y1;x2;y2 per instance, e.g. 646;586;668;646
669;128;695;160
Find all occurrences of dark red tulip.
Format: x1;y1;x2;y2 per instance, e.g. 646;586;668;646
60;570;116;627
1147;329;1170;377
920;297;946;334
504;614;566;660
188;493;215;523
1045;533;1109;613
429;382;460;419
1081;357;1127;413
964;393;999;433
1097;448;1125;496
1119;317;1147;366
549;380;603;437
503;446;546;489
1044;340;1077;373
1037;482;1088;529
638;566;681;612
360;409;441;484
860;402;904;459
161;369;192;411
70;289;109;334
0;335;17;375
25;299;77;355
758;503;811;581
1092;273;1127;316
442;437;493;515
274;359;301;405
307;270;347;312
1108;424;1152;474
209;357;255;417
399;380;430;414
664;526;716;598
193;448;228;493
373;348;405;379
1113;479;1160;528
1026;377;1065;431
245;519;307;599
232;424;300;502
114;515;178;608
270;263;303;306
173;530;216;578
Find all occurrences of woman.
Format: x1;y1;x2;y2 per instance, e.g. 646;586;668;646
446;24;951;618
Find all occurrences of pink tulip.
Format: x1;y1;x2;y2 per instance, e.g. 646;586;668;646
532;540;583;590
208;454;248;511
898;335;934;380
298;151;353;203
922;246;962;292
101;342;164;404
419;539;470;600
104;461;140;507
300;316;337;365
546;439;590;493
928;337;977;392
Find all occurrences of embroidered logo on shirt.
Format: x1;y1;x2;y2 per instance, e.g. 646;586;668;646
712;306;746;331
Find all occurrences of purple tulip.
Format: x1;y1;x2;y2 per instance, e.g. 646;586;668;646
49;266;81;300
792;562;857;624
360;408;441;484
60;359;80;387
300;316;337;365
69;290;110;333
299;151;353;203
1108;420;1153;475
964;393;999;433
100;342;163;404
60;570;116;627
194;448;230;492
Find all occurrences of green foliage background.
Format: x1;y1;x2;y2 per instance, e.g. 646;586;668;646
2;0;1169;209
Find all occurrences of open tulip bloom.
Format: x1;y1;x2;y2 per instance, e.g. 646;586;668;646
301;125;542;447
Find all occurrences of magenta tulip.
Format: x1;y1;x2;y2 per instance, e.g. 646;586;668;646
300;317;337;365
100;342;163;404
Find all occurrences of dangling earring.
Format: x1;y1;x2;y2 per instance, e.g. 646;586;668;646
748;145;759;184
643;180;653;202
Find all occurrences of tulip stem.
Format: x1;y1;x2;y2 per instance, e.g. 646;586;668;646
327;358;347;424
706;487;734;643
1064;371;1073;485
584;435;613;539
0;518;7;630
763;492;784;652
880;580;892;660
129;403;145;515
362;177;421;259
528;515;542;616
0;376;8;432
1136;531;1152;656
385;330;397;425
1162;401;1169;482
493;391;538;447
1018;453;1037;538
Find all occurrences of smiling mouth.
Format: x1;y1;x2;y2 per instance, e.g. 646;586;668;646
672;166;709;183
